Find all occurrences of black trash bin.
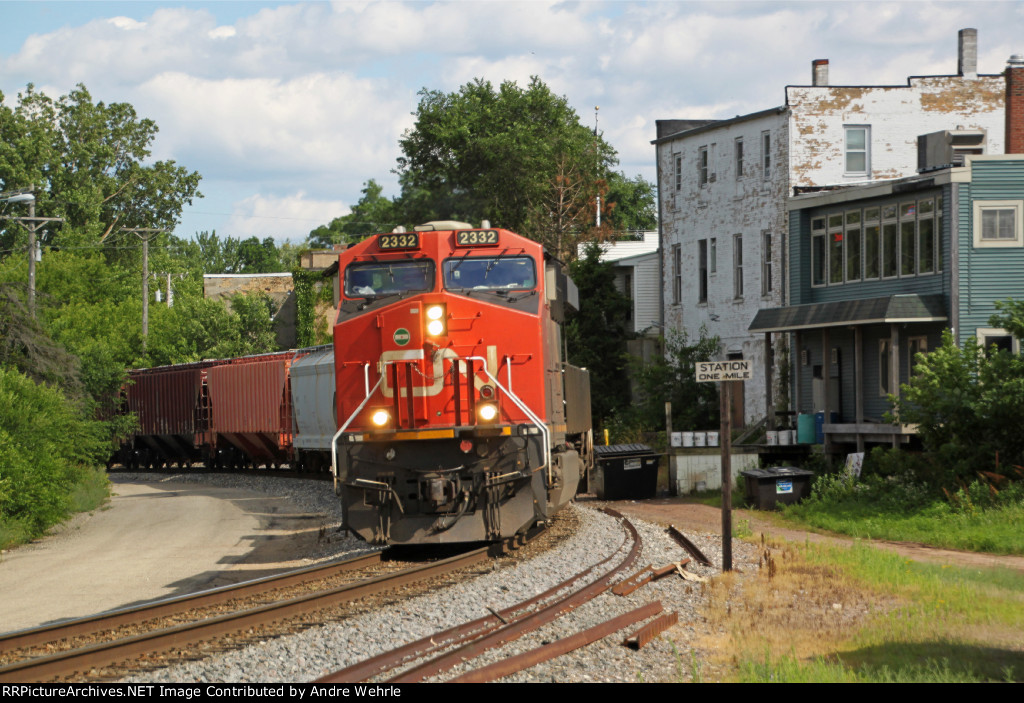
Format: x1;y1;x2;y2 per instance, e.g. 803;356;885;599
592;444;659;500
740;466;814;509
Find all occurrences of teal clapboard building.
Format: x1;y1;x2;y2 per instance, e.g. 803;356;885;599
750;155;1024;453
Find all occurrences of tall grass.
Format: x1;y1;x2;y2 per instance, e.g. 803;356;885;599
720;540;1024;683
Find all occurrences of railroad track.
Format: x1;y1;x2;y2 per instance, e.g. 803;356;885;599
315;508;676;683
0;546;495;682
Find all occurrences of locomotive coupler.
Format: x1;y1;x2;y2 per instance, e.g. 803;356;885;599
420;476;458;508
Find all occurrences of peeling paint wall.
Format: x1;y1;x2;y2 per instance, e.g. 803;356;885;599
658;110;788;423
787;76;1004;188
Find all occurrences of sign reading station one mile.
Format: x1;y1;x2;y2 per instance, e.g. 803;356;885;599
696;360;753;383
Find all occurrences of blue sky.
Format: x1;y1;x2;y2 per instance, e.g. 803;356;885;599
2;1;1023;242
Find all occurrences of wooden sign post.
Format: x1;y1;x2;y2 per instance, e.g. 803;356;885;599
696;360;752;572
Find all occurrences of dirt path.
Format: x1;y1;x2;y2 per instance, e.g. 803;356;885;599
596;496;1024;573
0;479;329;632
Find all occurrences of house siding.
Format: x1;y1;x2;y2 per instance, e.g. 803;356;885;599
957;158;1024;345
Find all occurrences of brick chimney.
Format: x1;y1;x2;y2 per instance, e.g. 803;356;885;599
1007;55;1024;154
812;59;829;87
958;28;978;78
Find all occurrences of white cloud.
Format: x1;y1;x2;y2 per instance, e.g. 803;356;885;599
224;192;349;242
208;26;236;40
135;71;413;180
4;1;1024;239
108;17;147;31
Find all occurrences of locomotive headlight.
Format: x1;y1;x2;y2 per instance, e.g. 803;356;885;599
424;304;447;337
371;409;391;427
477;402;498;423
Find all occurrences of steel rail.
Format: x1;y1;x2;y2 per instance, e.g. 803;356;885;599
0;552;383;652
385;508;643;683
316;524;631;684
623;610;680;651
450;601;664;683
0;548;488;683
667;524;714;567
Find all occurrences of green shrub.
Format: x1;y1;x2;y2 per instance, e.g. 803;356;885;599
0;366;109;546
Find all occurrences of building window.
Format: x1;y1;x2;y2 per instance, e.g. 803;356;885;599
761;230;772;296
811;216;826;286
674;153;682;191
710;238;717;274
845;126;870;176
908;336;928;375
761;131;771;180
917;199;936;274
845;210;861;282
900;202;917;276
882;204;898;278
813;197;942;287
698;147;709;186
698;240;708;303
879;339;891;396
976;327;1019;355
828;214;843;284
735;138;744;179
973;201;1023;247
864;207;880;279
733;234;743;298
671;244;681;304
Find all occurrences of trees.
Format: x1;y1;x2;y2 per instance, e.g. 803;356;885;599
630;328;722;433
395;77;618;251
308;179;399;247
604;172;658;233
0;84;204;404
890;313;1024;484
566;244;632;425
0;84;201;255
305;77;656;262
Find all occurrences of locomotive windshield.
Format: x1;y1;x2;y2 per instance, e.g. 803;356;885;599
443;256;536;292
344;260;435;298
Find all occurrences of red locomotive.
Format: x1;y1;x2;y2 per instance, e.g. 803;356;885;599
110;220;593;547
330;221;593;545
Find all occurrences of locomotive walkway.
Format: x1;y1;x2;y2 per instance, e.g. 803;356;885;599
0;477;328;633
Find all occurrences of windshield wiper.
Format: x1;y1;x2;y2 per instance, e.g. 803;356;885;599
483;250;508;279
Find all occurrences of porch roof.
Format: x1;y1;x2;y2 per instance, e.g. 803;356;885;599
748;294;947;333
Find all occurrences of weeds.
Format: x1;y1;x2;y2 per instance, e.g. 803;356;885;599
692;537;1024;683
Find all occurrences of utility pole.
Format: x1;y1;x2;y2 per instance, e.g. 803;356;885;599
594;106;601;227
122;228;166;353
0;188;63;317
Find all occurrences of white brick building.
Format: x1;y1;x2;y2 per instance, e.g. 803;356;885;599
653;29;1005;426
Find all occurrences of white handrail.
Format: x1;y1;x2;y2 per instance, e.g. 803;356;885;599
330;366;383;492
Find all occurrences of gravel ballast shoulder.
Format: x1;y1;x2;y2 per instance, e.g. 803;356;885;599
116;472;756;684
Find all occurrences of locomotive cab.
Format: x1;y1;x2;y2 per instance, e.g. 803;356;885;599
330;221;593;545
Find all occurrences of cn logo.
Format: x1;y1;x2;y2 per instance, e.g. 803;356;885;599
379;347;498;398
